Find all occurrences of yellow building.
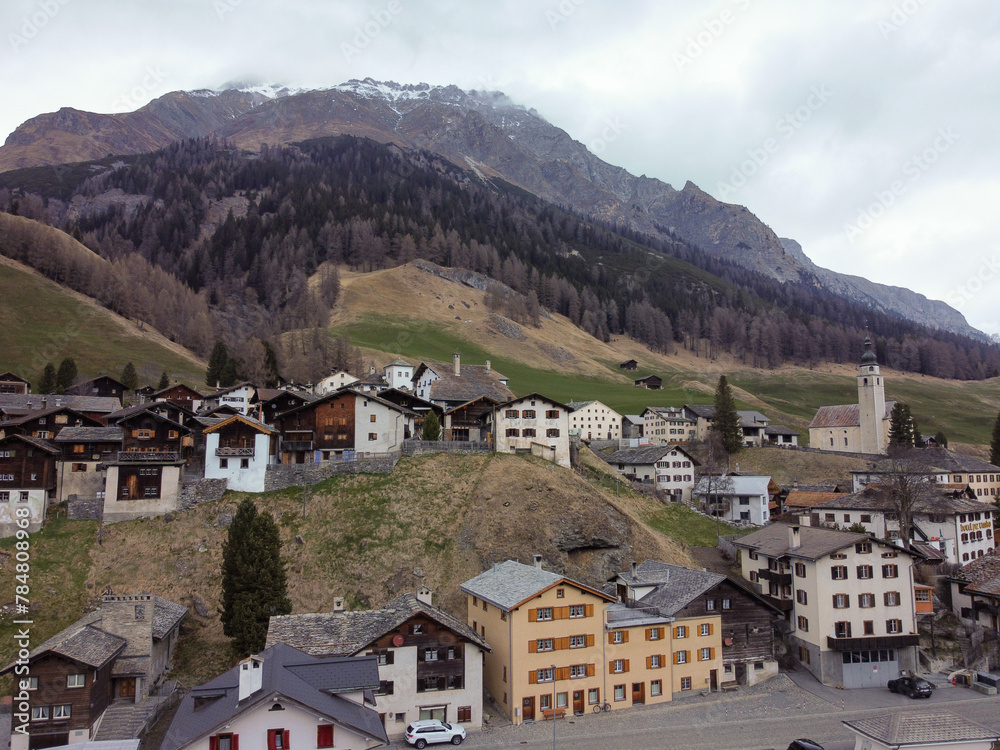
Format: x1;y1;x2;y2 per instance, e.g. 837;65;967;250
460;557;724;721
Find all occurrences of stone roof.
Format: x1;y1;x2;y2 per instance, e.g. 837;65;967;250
784;491;845;508
843;712;1000;746
734;523;869;561
265;593;489;656
0;405;101;427
864;447;1000;475
684;404;715;418
150;597;189;640
604;445;696;466
0;393;121;414
0;433;60;454
813;487;987;516
460;560;613;611
694;475;772;497
160;643;388;750
616;561;725;617
951;548;1000;598
200;414;275;435
764;424;799;436
417;361;513;405
54;426;125;443
809;402;894;429
387;358;412;368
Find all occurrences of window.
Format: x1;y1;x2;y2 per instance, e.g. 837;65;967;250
722;598;731;610
22;677;37;690
536;607;553;621
546;428;560;437
31;706;49;721
700;648;713;661
863;621;875;635
825;513;835;522
537;638;554;652
680;677;692;691
882;564;898;578
884;591;900;606
67;673;85;688
0;492;8;502
50;703;70;720
522;410;536;419
376;680;394;695
588;688;600;704
546;410;560;419
832;594;850;609
457;706;472;723
317;725;334;748
706;599;716;610
71;463;87;472
648;627;662;640
537;668;554;682
799;646;811;665
650;654;662;668
614;684;626;701
794;562;806;577
858;593;875;608
748;551;758;560
915;589;931;603
241;458;249;468
368;432;378;441
856;542;871;554
796;590;808;605
857;565;873;579
506;428;520;437
831;566;847;580
674;625;687;639
570;664;587;678
675;650;688;664
213;734;235;750
412;624;423;634
700;623;711;636
569;604;585;618
506;410;519;418
369;414;377;423
612;631;624;644
267;729;289;750
860;515;872;523
834;621;852;638
886;619;902;634
651;679;662;696
797;616;809;632
569;634;587;648
0;474;14;482
612;659;626;673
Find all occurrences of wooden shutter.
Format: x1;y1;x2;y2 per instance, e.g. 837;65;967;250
556;667;571;680
660;654;667;666
555;606;570;620
267;730;277;750
529;671;538;684
584;603;594;617
317;726;333;749
586;634;595;647
557;637;570;650
283;731;290;750
608;660;615;673
673;652;679;664
529;640;538;653
608;632;615;644
623;659;629;672
645;628;652;641
707;624;713;636
529;609;538;622
586;663;595;677
646;655;653;669
709;648;716;660
622;630;629;643
210;737;218;750
231;736;239;750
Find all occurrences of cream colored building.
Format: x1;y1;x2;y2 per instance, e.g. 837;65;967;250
567;400;622;441
490;394;571;469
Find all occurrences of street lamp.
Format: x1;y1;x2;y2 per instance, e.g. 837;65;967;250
551;664;557;750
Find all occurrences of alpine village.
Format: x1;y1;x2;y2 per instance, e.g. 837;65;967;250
1;81;1000;750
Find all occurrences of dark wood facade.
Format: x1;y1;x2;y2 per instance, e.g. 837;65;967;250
370;614;467;692
0;372;30;395
66;376;128;400
116;412;187;455
253;390;313;425
1;408;103;440
443;397;496;442
153;383;203;409
22;652;116;747
0;435;58;491
275;392;356;460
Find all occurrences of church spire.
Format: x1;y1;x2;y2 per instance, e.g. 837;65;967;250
860;330;878;365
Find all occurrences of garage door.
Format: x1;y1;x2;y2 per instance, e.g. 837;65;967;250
841;649;898;688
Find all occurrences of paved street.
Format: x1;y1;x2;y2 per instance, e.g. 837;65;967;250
432;672;1000;750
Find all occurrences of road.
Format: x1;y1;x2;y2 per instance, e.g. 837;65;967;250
442;673;1000;750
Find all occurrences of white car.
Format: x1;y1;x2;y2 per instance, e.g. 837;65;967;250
404;719;466;747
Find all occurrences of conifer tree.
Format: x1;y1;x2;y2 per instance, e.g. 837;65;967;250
55;357;77;393
157;371;170;390
711;375;742;454
933;431;948;449
120;362;139;392
421;410;442;441
206;341;229;387
221;499;291;656
991;412;1000;467
37;363;56;394
888;402;914;450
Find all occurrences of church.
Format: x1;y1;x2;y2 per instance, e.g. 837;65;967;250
807;335;893;454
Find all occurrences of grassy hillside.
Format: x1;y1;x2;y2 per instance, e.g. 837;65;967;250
0;451;738;690
0;255;205;387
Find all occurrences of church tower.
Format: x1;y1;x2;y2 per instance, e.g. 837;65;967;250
857;333;886;454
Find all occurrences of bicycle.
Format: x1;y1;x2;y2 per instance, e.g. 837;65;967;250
592;701;611;713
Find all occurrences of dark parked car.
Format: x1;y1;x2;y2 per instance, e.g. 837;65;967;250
887;675;933;698
787;740;825;750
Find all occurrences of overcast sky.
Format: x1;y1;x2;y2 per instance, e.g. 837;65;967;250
4;0;999;335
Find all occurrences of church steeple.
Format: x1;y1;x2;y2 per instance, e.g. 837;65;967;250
858;330;886;453
860;332;878;365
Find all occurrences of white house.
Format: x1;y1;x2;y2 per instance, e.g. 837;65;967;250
313;370;358;396
850;448;1000;501
383;359;414;390
843;712;1000;750
490;394;570;468
0;434;58;537
947;548;1000;632
266;590;490;741
201;383;257;416
603;445;698;502
159;644;388;750
694;475;773;525
735;523;921;688
567;400;622;441
202;415;277;493
354;391;414;454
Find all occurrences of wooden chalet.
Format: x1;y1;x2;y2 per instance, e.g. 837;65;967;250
378;387;443;437
0;406;103;441
250;387;315;426
0;371;30;395
634;374;663;390
442;396;498;442
151;382;204;411
619;359;639;372
66;375;130;400
0;433;59;536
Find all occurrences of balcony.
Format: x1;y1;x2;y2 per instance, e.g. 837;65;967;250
216;446;255;457
826;634;920;651
756;569;791;586
116;451;180;462
282;441;314;452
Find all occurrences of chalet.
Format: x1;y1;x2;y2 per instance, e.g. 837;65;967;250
734;523;921;688
250;388;315;426
266;589;490;740
612;561;782;687
202;415;277;493
200;383;256;416
489;394;570;468
603;445;698;502
273;389;414;463
378;388;443;437
152;383;204;411
53;426;125;505
811;486;995;565
66;375;129;400
694;475;776;526
850;448;1000;501
313;369;358;396
159;644;388;750
442;396;497;443
948;548;1000;632
641;406;695;444
567;400;622;441
0;371;30;395
107;401;197;431
619;359;639;372
0;394;122;423
115;409;190;456
0;434;59;537
633;375;662;390
1;592;186;750
0;405;104;441
412;354;513;409
764;424;799;447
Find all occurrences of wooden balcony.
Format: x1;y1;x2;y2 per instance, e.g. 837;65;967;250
116;451;180;462
216;446;255;457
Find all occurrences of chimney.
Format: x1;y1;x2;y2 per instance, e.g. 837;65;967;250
485;360;491;372
453;352;461;377
416;586;433;606
533;554;543;569
332;596;345;612
238;655;264;701
369;365;376;375
788;525;801;550
630;561;638;579
41;397;47;410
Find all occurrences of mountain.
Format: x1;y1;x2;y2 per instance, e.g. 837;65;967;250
0;79;983;339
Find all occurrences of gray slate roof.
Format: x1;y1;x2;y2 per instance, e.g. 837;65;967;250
0;393;121;414
417;361;513;404
950;548;1000;598
814;488;987;516
161;643;388;750
617;561;725;617
694;475;772;497
265;593;489;656
862;447;1000;475
460;560;613;611
604;445;693;466
734;523;869;561
54;426;125;443
843;712;1000;746
764;424;799;436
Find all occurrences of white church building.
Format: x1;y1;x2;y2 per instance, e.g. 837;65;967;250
808;335;893;454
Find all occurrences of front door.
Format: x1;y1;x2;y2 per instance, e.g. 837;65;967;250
118;678;136;699
522;696;534;721
710;669;718;691
573;690;584;715
631;682;644;704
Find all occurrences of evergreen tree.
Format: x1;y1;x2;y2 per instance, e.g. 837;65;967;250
421;410;442;441
262;340;281;388
120;362;139;392
991;412;1000;467
911;417;921;447
220;358;240;388
711;375;742;454
888;402;914;450
933;431;948;449
157;371;170;390
37;363;56;394
221;499;291;656
55;358;78;393
206;341;229;387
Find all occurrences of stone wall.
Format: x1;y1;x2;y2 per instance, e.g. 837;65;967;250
264;455;399;492
401;440;491;457
178;478;229;509
67;494;104;521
